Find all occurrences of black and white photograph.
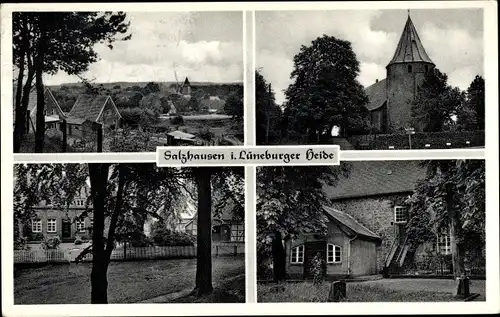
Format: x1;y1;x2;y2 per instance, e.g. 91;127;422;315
13;163;245;304
255;9;485;149
256;160;486;302
13;11;244;153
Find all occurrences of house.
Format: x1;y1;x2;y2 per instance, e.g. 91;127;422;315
20;183;94;243
364;14;435;133
285;161;461;279
24;88;66;133
67;94;122;137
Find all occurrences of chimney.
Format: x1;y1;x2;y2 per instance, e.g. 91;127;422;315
375;79;379;83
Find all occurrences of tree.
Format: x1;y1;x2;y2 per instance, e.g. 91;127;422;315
256;165;349;281
411;68;465;132
12;12;131;152
456;75;485;131
189;167;244;296
405;160;485;278
14;163;185;303
255;70;282;145
224;86;244;120
142;82;161;95
283;35;370;143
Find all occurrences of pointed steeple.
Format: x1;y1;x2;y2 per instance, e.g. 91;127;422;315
183;77;191;86
387;15;434;66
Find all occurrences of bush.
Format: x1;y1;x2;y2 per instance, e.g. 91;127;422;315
198;128;215;141
151;227;195;246
30;232;44;242
310;253;327;285
129;234;154;247
41;236;61;250
14;237;30;250
171;115;184;125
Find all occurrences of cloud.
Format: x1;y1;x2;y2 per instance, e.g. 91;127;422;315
44;12;243;85
256;10;483;104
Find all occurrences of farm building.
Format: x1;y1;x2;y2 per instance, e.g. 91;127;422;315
24;88;66;133
68;94;122;136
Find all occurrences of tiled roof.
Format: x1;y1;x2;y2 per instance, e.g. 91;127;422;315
324;161;427;200
388;16;434;66
365;79;387;111
69;94;109;122
323;205;381;241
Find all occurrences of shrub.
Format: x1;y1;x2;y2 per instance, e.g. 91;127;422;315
41;236;61;250
14;236;29;250
310;253;327;285
151;227;195;246
170;115;184;125
30;232;44;242
198;128;215;141
129;233;154;247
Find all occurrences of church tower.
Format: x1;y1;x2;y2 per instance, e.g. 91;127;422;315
386;13;435;132
181;77;191;96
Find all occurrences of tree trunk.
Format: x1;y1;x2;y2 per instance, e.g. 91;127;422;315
14;55;25;153
446;183;465;278
193;168;213;296
34;32;46;153
89;163;110;304
272;230;286;282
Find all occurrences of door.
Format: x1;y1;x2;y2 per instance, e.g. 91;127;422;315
220;224;231;242
395;224;407;244
62;220;71;239
303;241;327;279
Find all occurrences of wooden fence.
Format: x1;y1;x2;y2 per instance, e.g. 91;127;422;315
14;243;244;264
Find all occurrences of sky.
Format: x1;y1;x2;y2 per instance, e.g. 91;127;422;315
256;9;484;105
44;11;243;85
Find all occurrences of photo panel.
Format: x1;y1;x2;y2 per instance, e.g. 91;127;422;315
12;11;244;153
255;9;485;150
13;163;245;304
256;160;485;302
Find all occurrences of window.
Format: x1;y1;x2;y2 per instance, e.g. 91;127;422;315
231;223;245;242
77;221;85;232
47;219;57;232
438;233;451;255
327;244;342;263
394;206;407;223
290;245;304;264
31;219;42;232
407;65;413;73
425;65;429;73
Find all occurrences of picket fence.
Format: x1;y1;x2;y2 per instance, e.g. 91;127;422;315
14;243;244;264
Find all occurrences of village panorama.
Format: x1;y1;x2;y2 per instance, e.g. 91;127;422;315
13;11;244;153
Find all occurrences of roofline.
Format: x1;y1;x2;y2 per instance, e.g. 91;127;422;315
322;206;381;242
386;60;435;68
45;88;66;119
96;96;122;122
329;189;414;201
68;95;81;115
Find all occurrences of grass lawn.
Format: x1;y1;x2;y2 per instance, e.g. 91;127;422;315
14;255;244;304
257;278;486;302
171;275;245;303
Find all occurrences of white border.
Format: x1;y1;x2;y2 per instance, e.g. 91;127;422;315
1;1;499;316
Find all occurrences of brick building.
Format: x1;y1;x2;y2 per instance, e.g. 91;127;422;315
365;14;435;134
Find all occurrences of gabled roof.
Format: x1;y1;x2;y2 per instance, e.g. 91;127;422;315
324;161;426;200
388;16;434;66
69;95;120;122
323;205;381;242
26;88;65;117
365;79;387;111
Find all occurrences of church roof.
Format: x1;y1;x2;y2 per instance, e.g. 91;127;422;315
365;79;387;111
183;77;191;86
388;15;434;66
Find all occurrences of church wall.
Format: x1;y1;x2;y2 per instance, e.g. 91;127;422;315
386;62;434;133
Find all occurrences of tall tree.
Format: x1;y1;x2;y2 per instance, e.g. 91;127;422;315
255;70;282;145
406;160;485;278
12;12;131;152
283;35;370;143
411;68;465;132
224;86;244;120
456;75;485;131
256;165;349;281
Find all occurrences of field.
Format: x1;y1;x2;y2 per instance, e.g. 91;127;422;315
14;256;245;304
257;278;486;302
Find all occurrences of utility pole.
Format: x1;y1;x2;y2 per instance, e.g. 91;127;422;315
265;83;271;144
